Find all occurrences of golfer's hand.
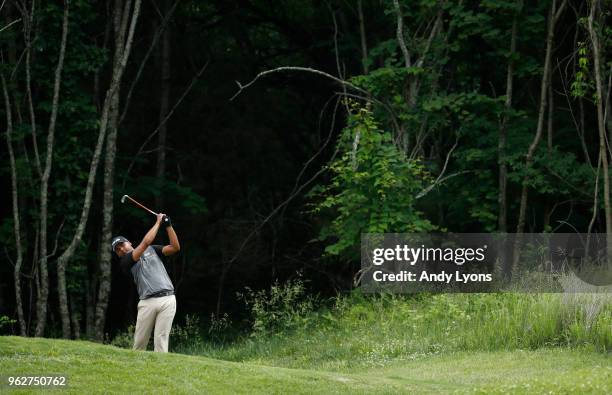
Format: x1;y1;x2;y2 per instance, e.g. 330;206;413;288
156;213;165;224
162;215;172;228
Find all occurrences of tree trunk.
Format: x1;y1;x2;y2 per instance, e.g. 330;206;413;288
587;0;612;259
512;0;566;272
69;295;81;339
35;1;70;337
393;0;442;152
57;0;142;339
94;89;119;341
93;0;142;342
498;1;520;235
216;265;229;317
543;81;554;230
22;5;41;334
87;0;111;340
29;228;40;334
547;83;554;155
2;75;27;336
92;0;123;341
357;0;369;75
607;92;612;153
586;152;602;258
24;0;42;179
85;270;95;338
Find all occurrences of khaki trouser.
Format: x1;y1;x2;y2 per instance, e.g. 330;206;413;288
133;294;176;352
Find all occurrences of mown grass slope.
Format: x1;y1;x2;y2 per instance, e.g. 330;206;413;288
1;336;611;394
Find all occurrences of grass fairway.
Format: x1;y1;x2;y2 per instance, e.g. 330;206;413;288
1;336;611;394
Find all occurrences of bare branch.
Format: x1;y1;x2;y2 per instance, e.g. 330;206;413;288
278;95;342;222
554;0;569;22
227;95;345;266
4;248;15;268
415;10;442;69
543;164;593;198
47;219;65;259
329;7;344;81
118;0;180;126
230;66;371;101
0;18;21;34
122;60;209;186
415;135;460;199
415;171;472;200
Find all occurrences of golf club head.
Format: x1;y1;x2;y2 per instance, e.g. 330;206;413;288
121;195;128;204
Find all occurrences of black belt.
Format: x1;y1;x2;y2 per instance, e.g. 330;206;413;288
147;290;174;298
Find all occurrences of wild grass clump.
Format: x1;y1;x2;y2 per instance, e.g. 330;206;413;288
198;287;611;370
110;314;209;353
111;276;611;370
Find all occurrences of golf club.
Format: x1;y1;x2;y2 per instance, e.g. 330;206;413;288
121;194;158;216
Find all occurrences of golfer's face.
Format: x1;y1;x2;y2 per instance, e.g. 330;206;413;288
115;241;133;257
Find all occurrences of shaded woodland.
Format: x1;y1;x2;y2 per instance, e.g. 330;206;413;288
1;0;611;339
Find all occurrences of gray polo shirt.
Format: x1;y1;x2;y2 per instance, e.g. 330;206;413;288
121;245;174;300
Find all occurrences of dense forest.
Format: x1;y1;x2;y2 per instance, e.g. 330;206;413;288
1;0;611;340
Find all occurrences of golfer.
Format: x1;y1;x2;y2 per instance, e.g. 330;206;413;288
112;213;180;352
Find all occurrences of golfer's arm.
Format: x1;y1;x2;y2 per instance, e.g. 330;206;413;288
132;222;161;261
162;226;180;256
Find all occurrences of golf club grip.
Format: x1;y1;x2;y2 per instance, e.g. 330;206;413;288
128;196;157;215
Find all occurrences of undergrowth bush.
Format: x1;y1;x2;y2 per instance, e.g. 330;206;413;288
170;314;205;353
0;315;17;336
110;314;205;353
109;324;135;349
236;274;320;337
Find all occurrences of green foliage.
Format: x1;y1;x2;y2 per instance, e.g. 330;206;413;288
433;93;502;230
351;67;420;98
0;315;17;335
343;0;556;234
236;274;318;337
571;42;594;98
365;39;398;69
309;103;436;258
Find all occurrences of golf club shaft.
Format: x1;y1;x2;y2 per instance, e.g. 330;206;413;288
127;196;158;216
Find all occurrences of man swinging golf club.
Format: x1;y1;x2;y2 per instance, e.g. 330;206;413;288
112;199;180;353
